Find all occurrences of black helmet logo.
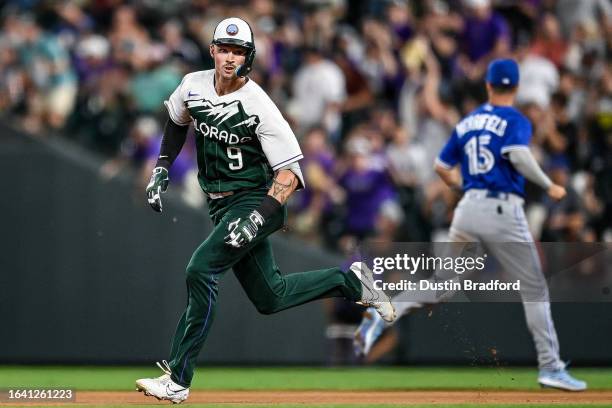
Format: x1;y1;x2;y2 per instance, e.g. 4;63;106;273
226;24;239;36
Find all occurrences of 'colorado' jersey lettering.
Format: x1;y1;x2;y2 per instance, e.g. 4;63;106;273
164;70;304;193
436;103;532;196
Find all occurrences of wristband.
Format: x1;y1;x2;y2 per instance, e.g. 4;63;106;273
255;195;281;221
156;158;172;170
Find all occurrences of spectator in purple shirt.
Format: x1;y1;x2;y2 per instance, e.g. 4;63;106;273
292;126;344;241
338;136;397;241
458;0;511;81
73;34;113;84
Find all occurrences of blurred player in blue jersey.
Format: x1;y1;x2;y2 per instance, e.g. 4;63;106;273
354;59;587;391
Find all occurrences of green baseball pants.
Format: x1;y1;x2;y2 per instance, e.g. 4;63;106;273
166;188;362;387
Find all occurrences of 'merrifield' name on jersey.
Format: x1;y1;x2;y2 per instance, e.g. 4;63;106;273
456;114;508;138
192;118;253;145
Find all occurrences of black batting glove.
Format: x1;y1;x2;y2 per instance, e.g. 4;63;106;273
224;210;265;248
146;167;169;213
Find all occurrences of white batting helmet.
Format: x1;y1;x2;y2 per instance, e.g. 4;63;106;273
212;17;256;77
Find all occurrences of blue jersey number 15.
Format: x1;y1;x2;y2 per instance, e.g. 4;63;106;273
464;135;495;175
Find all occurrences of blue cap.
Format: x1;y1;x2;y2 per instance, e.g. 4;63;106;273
486;58;519;87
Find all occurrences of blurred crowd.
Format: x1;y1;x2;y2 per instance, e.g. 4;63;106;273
1;0;611;249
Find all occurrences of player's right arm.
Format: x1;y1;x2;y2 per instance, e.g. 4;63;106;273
434;164;462;194
434;129;463;194
146;118;189;212
146;75;192;213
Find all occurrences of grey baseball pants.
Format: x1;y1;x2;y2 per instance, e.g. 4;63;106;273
393;189;564;370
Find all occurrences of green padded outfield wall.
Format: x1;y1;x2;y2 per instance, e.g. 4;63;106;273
1;122;610;365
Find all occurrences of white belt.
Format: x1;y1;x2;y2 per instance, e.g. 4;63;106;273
206;191;234;200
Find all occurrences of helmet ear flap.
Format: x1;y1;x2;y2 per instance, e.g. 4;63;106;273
236;48;256;77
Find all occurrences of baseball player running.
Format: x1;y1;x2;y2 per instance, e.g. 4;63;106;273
354;59;586;391
135;17;394;404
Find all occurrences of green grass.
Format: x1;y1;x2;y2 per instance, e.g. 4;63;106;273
1;367;610;407
0;366;610;391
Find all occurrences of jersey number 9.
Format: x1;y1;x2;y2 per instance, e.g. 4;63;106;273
227;147;243;170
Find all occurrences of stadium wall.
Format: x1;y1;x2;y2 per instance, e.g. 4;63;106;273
1;122;609;365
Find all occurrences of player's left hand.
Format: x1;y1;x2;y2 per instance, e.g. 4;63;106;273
224;210;265;248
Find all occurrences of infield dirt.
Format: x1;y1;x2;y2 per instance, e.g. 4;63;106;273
2;390;612;405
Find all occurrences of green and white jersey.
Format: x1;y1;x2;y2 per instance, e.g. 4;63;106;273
165;69;304;193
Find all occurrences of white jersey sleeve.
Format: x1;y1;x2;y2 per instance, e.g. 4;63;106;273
252;87;304;185
163;75;192;126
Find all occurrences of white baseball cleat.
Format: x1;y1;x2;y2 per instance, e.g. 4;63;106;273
136;360;189;404
538;366;587;391
350;262;396;322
